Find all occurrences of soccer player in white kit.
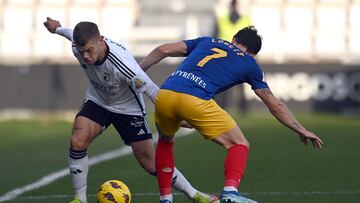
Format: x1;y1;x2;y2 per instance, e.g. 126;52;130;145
44;17;219;203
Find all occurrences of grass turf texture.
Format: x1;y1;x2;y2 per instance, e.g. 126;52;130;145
0;112;359;203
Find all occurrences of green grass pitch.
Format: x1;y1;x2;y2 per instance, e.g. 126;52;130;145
0;112;359;203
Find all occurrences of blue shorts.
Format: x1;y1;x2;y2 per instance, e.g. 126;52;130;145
77;99;152;145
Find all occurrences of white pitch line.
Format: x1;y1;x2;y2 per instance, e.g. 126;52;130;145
0;128;194;202
12;190;360;201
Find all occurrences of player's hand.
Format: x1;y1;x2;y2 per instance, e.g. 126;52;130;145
180;121;193;129
43;17;61;33
298;131;324;149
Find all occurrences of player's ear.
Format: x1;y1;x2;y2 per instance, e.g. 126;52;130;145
231;37;236;44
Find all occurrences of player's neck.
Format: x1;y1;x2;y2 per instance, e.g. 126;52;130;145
232;42;255;57
95;42;109;65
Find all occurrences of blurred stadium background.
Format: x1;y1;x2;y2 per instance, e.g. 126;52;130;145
0;0;359;203
0;0;359;117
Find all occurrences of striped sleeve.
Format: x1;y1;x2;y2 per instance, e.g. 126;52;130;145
108;51;136;81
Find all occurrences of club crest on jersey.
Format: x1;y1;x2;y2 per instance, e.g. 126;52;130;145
103;72;111;82
134;78;146;89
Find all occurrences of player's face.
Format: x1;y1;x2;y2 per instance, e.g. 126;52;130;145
76;38;103;65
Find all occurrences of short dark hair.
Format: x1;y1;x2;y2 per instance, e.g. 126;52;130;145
73;22;100;46
233;26;262;55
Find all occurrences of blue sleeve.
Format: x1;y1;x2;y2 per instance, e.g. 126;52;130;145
247;63;269;90
183;37;202;56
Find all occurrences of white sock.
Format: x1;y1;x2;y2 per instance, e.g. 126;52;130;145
172;167;197;198
160;194;173;201
223;186;238;192
69;155;89;203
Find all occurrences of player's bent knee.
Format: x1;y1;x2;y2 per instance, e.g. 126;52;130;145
70;134;90;150
212;133;250;149
240;139;249;147
225;140;249;149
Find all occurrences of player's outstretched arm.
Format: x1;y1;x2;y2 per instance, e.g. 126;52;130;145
43;17;61;33
254;88;324;149
43;17;73;41
139;41;187;71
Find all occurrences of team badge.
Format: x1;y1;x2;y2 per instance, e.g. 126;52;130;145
134;78;146;89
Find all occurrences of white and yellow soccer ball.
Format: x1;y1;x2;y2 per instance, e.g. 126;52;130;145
97;180;131;203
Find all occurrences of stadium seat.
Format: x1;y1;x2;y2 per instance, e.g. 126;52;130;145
251;5;283;62
35;6;66;31
101;6;136;41
318;0;347;5
284;6;313;34
182;0;216;12
348;3;360;59
287;0;314;4
38;0;67;5
250;6;281;34
316;4;346;30
253;0;283;4
130;26;182;41
314;4;346;59
257;31;284;63
33;33;66;57
283;32;313;61
4;0;35;6
283;5;313;60
350;4;360;30
348;30;360;57
68;7;100;28
315;30;346;59
3;7;32;33
1;34;31;56
106;0;134;3
73;0;101;4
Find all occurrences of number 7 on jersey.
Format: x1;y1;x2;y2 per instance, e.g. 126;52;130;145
197;48;227;67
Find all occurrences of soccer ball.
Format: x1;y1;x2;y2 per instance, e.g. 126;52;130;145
97;180;131;203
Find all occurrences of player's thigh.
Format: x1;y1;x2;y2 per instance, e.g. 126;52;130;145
71;116;103;149
71;100;111;149
154;90;182;137
178;96;237;140
110;113;152;145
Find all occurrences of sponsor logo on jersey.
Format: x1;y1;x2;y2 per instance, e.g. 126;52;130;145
171;70;207;88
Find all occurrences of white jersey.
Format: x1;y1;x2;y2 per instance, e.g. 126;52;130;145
56;28;159;116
